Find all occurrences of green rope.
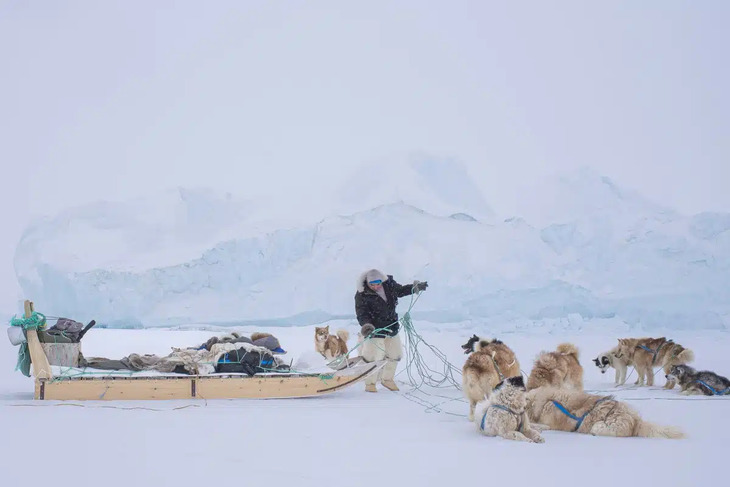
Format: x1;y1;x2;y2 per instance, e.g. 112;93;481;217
9;311;47;330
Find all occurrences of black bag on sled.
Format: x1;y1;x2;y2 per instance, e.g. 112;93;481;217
215;347;290;376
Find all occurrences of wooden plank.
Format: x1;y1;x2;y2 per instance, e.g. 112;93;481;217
41;377;194;401
36;362;383;401
24;300;52;381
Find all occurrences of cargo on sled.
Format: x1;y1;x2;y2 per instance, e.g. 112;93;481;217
8;300;383;401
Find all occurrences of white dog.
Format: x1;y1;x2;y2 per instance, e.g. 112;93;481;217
474;376;545;443
592;346;632;386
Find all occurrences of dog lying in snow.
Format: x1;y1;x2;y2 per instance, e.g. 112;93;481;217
474;376;545;443
526;387;684;439
666;364;730;396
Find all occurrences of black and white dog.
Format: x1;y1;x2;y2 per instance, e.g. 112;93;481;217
593;346;632;386
666;364;730;396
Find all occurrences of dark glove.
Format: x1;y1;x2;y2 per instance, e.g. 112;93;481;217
413;280;428;292
361;323;375;337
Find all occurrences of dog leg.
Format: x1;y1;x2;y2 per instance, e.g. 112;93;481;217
523;426;545;443
646;367;655;387
469;401;476;422
500;431;537;443
530;423;551;432
618;364;627;385
589;422;624;437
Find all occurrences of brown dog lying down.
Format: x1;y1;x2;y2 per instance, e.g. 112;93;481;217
526;387;684;439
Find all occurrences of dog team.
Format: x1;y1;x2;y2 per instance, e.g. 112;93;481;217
314;268;728;443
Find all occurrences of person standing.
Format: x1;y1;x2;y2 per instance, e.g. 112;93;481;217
355;269;428;392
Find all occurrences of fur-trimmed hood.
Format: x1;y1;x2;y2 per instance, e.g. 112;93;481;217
356;269;389;293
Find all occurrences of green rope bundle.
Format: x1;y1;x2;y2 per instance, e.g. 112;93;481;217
10;311;47;330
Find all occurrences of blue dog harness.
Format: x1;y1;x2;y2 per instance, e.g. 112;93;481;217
481;404;524;433
637;339;673;365
695;380;730;396
550;397;613;432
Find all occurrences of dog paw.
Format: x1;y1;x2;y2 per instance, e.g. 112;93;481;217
533;436;545;443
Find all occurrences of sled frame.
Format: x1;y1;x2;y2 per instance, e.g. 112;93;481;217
23;300;381;401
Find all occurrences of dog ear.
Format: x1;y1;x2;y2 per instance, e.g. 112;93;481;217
593;358;600;365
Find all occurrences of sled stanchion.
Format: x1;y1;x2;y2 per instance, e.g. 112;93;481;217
25;300;53;382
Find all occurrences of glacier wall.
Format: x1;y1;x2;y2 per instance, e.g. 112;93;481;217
12;160;730;330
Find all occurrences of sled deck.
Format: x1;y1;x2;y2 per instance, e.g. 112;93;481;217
20;301;383;401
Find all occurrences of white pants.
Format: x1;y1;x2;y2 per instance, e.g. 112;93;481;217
361;334;403;385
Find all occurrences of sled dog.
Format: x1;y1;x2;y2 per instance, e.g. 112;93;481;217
666;364;730;396
616;337;694;388
526;343;583;391
526;387;684;439
314;326;349;360
461;335;521;421
474;376;545;443
593;345;633;386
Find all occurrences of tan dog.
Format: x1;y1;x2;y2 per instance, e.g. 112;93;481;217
474;376;545;443
526;387;684;439
314;326;349;360
526;343;583;391
461;335;521;421
616;337;694;388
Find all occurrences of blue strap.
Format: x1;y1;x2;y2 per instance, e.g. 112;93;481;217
482;404;524;432
551;398;612;432
637;340;672;365
696;380;730;395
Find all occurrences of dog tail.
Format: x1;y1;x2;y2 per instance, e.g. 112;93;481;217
634;420;685;439
336;329;350;343
674;348;694;365
556;342;579;359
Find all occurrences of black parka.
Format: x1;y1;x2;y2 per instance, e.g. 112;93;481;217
354;275;416;337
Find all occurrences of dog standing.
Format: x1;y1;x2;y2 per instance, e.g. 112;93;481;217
474;376;545;443
461;335;521;421
593;345;633;386
616;337;694;388
526;343;583;391
314;326;349;360
666;364;730;396
526;387;684;439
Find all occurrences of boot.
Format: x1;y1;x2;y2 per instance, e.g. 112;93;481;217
381;380;399;391
365;383;377;393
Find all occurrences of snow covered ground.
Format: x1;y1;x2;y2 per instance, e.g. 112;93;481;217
1;323;727;487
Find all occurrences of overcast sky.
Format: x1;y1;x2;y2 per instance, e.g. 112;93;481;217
1;1;728;312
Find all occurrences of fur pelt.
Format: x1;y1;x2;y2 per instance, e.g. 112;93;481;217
526;343;583;391
526;387;684;439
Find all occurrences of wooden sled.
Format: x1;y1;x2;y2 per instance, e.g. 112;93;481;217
21;301;383;401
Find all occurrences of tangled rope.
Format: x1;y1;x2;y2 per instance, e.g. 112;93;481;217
10;311;47;330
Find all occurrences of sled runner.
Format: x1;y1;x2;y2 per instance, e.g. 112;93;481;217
16;301;383;401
